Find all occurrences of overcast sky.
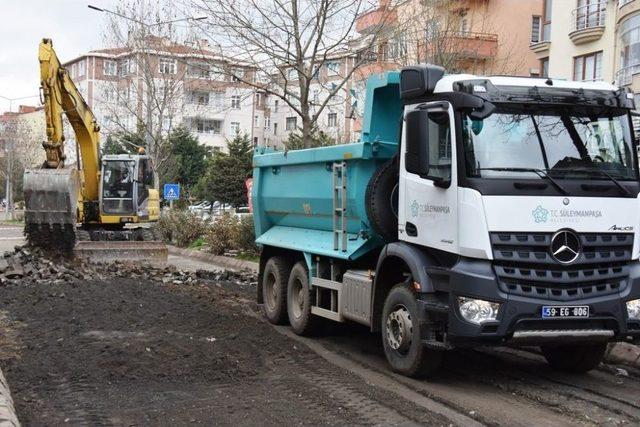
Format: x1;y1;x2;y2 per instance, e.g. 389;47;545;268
0;0;116;113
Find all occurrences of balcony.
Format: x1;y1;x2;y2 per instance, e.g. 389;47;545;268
353;57;398;81
446;32;498;59
569;2;607;45
355;6;397;34
615;64;640;86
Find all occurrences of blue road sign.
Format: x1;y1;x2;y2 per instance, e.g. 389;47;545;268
163;183;180;200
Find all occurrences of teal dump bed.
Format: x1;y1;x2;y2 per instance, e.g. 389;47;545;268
252;71;402;261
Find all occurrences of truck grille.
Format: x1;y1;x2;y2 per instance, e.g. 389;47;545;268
490;232;633;301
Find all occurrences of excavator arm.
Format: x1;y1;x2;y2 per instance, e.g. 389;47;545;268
39;38;100;201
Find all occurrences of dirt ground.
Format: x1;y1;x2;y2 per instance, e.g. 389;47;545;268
0;273;448;426
3;251;640;426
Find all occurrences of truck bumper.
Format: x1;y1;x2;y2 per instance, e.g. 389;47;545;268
420;258;640;347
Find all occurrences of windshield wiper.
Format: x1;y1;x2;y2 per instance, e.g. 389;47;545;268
558;167;632;197
476;167;569;195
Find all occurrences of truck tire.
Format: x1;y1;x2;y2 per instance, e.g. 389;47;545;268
381;284;443;377
262;256;291;324
366;156;399;242
541;343;606;373
287;261;319;335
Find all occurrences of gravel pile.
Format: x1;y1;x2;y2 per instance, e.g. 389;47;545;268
0;245;258;287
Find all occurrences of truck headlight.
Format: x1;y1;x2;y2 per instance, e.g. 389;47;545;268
458;297;500;324
626;299;640;320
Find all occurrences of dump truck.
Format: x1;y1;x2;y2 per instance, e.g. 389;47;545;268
23;39;166;262
253;64;640;377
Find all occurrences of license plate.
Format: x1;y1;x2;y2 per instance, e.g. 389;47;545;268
541;305;589;318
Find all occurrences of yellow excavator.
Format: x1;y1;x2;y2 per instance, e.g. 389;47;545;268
23;38;167;261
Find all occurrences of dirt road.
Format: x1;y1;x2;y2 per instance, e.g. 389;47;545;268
1;254;640;425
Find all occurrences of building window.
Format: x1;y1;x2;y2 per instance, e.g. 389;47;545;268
119;59;135;77
231;95;241;110
255;92;262;107
274;122;278;135
618;14;640;85
232;68;245;82
194;119;222;134
253;137;258;147
542;0;552;41
77;60;86;77
328;113;337;127
254;115;260;126
286;116;297;131
159;58;177;75
186;61;210;79
189;91;210;105
229;121;240;135
574;51;603;81
264;116;270;129
541;57;549;77
210;92;224;108
274;100;279;112
575;0;606;30
326;61;340;76
103;60;117;76
459;11;469;34
531;16;541;43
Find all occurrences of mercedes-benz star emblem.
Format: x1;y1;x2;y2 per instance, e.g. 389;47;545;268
550;230;581;264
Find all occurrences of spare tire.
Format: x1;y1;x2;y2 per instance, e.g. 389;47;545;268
365;156;399;242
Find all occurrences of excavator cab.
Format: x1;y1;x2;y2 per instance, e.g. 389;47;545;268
101;154;155;219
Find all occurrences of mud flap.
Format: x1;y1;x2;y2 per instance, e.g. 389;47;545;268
73;241;168;263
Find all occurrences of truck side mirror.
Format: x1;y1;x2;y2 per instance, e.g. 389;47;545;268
405;109;430;176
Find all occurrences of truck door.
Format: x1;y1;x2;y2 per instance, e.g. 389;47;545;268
398;101;459;254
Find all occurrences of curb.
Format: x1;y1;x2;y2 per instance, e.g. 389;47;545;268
167;246;259;273
606;342;640;368
0;368;19;427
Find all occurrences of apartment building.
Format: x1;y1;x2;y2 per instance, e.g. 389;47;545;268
262;55;358;147
354;0;543;78
530;0;617;82
63;36;256;152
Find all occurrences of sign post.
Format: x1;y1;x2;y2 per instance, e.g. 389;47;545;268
163;183;180;209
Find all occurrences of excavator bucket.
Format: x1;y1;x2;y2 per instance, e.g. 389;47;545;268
23;168;79;251
73;241;168;264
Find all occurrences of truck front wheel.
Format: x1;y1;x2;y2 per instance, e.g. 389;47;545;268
382;284;443;377
262;256;291;324
541;343;607;373
287;261;318;335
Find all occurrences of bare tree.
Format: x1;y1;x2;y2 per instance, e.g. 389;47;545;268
98;0;200;172
0;110;45;211
190;0;392;148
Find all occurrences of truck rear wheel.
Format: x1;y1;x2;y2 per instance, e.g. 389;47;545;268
287;261;318;335
541;343;606;373
382;284;443;377
262;256;291;324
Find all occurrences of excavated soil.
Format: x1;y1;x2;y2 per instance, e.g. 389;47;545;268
0;250;447;426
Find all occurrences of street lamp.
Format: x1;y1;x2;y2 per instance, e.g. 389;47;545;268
0;94;40;113
87;5;208;152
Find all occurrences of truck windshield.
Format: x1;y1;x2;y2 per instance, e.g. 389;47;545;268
462;107;636;180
